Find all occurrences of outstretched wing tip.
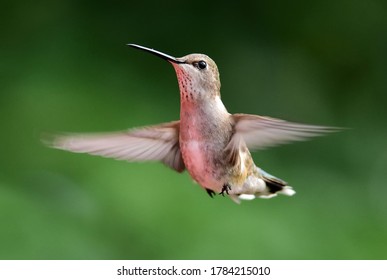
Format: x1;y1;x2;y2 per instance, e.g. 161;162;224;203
232;113;343;150
41;131;68;149
43;121;185;172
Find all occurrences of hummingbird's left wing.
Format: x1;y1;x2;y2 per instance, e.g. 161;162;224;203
46;121;185;172
231;114;339;151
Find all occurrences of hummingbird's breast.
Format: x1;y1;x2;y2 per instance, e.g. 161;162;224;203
179;99;233;192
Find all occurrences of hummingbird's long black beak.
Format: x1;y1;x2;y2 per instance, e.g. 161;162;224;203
127;44;185;64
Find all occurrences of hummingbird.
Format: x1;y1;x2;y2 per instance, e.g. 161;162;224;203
48;44;338;203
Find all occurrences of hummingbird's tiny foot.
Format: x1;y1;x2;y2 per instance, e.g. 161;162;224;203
206;188;216;198
220;184;231;196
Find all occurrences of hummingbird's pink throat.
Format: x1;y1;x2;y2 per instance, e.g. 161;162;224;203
172;64;196;102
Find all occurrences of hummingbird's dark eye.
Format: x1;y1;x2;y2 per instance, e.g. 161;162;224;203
197;60;207;70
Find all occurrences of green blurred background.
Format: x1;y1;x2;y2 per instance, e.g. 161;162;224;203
1;0;386;259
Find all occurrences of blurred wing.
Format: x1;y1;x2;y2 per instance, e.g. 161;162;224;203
46;121;185;172
232;114;339;150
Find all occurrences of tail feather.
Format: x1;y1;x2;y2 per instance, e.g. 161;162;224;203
231;168;296;203
260;168;296;196
264;176;286;193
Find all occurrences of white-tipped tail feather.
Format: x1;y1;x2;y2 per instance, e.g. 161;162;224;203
228;166;296;203
278;186;296;196
230;185;295;204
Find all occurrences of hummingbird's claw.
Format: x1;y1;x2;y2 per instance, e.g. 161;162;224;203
206;188;216;198
220;184;231;196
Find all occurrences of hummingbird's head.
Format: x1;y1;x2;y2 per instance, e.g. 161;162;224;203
128;44;221;103
171;54;221;102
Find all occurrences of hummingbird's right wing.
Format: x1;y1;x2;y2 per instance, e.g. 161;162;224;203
46;121;185;172
232;114;339;151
